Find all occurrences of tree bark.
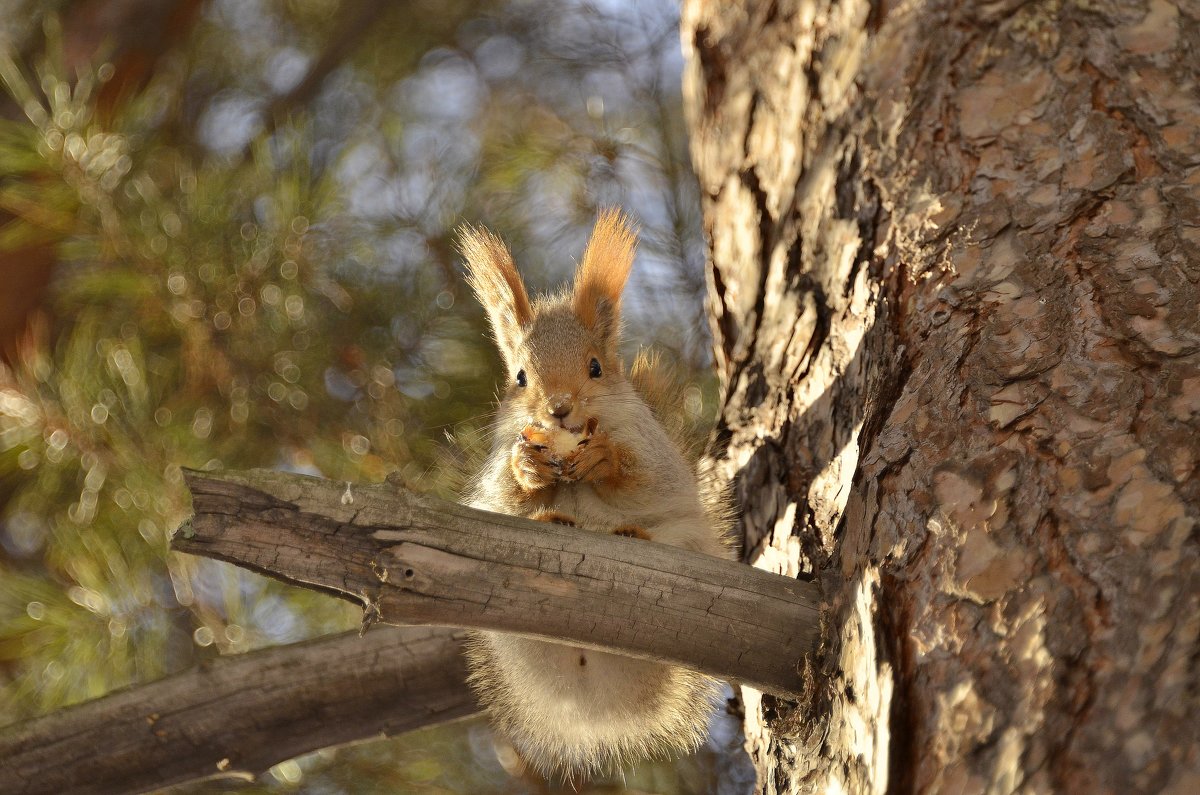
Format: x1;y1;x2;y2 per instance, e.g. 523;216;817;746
0;626;474;795
681;0;1198;793
174;468;820;699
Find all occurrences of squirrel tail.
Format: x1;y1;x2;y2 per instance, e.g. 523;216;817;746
629;349;700;458
630;349;738;558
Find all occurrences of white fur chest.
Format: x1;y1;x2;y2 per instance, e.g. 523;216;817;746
547;482;630;531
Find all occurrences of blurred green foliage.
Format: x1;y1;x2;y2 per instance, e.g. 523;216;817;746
0;1;745;792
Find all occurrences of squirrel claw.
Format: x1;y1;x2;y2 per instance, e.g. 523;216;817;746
511;436;562;491
612;525;651;540
560;429;620;486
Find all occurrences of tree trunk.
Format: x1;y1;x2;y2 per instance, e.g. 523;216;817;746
680;1;1198;793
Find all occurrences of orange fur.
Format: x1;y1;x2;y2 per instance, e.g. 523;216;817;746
611;525;651;540
459;224;533;361
511;436;559;492
562;430;637;491
629;350;676;415
529;510;577;526
572;209;637;334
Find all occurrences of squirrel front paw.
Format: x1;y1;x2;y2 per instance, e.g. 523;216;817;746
510;435;561;491
562;430;623;486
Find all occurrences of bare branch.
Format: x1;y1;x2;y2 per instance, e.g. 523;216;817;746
174;468;820;699
0;468;817;795
0;626;474;795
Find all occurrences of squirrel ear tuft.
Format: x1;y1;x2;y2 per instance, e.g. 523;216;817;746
458;224;533;365
572;208;637;348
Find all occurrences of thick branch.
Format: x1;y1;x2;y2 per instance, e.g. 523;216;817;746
174;469;820;698
0;626;474;795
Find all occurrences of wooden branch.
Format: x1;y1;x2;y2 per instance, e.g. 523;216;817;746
174;469;820;699
0;626;474;795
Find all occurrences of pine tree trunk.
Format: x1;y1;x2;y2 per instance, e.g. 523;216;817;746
680;1;1199;793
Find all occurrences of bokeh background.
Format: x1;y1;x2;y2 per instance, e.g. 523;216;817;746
0;1;753;792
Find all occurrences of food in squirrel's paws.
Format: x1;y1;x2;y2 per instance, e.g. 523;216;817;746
522;417;598;457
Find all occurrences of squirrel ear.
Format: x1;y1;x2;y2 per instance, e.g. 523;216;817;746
458;224;533;365
572;208;637;348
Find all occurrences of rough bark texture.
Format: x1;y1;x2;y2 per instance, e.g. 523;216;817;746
175;469;820;698
0;626;474;795
682;1;1198;793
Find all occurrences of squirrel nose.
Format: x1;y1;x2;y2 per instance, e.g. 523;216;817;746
546;394;573;419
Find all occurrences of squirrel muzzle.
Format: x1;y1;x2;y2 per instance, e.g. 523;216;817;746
545;392;575;422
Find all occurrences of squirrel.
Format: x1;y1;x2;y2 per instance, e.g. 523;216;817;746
456;209;734;778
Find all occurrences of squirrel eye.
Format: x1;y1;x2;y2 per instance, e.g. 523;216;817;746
516;369;527;388
588;358;602;379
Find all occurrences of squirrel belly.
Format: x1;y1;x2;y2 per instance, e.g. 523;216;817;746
465;632;720;777
466;459;728;775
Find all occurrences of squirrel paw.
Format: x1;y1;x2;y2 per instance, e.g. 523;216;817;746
530;510;576;526
612;525;651;540
510;435;561;491
562;430;621;486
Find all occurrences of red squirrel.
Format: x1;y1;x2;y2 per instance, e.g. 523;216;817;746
458;209;733;777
